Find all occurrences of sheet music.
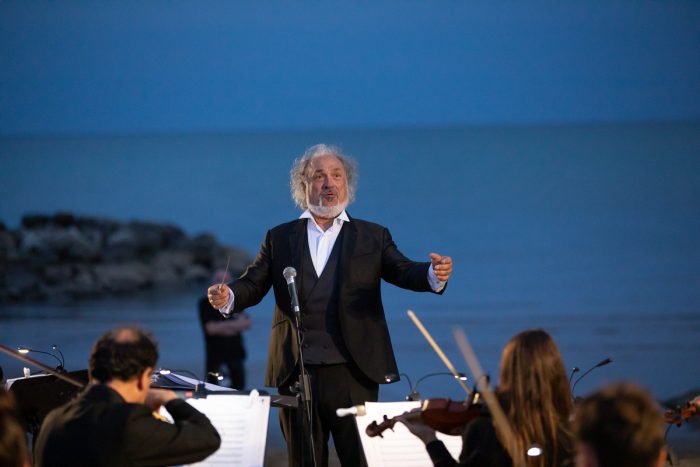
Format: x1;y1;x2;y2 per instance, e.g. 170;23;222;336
159;373;236;392
356;401;462;467
161;391;270;467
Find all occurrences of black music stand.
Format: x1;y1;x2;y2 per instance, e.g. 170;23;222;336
8;370;89;440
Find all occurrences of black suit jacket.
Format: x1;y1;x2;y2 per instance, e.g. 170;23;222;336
34;384;221;467
230;215;443;387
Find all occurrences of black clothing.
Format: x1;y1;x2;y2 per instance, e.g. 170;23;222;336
298;226;352;364
229;215;443;466
198;297;246;389
34;384;220;467
425;415;574;467
229;216;441;387
426;416;511;467
279;363;378;467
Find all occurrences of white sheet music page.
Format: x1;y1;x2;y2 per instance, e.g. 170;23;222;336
161;391;270;467
356;401;463;467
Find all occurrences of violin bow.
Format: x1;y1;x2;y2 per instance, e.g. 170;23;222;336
453;328;525;467
407;310;471;398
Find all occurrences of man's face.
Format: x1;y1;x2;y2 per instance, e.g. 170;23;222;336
307;154;348;210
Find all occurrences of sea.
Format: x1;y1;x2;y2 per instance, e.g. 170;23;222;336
1;122;699;457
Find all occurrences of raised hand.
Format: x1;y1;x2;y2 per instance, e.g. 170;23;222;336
429;253;453;282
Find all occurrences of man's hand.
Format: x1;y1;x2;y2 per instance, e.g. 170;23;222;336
207;284;230;309
145;388;178;411
691;395;700;414
430;253;453;282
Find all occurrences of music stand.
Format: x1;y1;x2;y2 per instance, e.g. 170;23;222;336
7;370;89;438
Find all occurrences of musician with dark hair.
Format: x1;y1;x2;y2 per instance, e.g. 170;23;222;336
573;382;667;467
34;326;221;467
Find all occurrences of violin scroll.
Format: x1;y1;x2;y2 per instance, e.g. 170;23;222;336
365;397;483;438
664;398;698;427
366;415;396;438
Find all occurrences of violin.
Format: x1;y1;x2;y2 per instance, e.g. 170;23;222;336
664;398;698;427
366;396;485;437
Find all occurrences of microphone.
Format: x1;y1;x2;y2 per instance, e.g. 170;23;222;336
17;346;64;371
283;267;300;315
52;344;66;370
336;405;366;418
572;358;613;397
568;366;580;385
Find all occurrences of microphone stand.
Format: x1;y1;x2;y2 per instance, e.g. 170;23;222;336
572;358;612;399
0;344;82;388
287;281;318;467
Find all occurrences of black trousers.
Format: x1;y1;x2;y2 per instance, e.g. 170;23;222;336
205;353;245;390
279;363;378;467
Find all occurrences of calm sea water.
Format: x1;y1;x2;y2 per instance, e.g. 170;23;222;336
1;122;699;406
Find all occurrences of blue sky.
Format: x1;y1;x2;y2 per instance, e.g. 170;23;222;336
1;1;699;136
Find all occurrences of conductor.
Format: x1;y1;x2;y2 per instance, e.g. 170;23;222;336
208;144;452;466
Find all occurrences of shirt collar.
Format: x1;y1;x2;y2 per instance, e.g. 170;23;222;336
300;209;350;231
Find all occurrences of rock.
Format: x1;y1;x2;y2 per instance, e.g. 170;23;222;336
0;212;252;303
93;262;152;293
181;264;210;283
0;263;47;302
20;226;101;262
151;251;193;285
0;229;17;262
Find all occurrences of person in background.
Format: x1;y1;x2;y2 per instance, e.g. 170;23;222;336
207;144;453;467
399;329;575;467
573;382;667;467
198;269;251;389
0;387;30;467
34;326;221;467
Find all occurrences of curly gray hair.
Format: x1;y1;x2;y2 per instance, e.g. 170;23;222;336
290;144;358;210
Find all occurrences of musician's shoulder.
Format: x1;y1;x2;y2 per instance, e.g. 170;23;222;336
348;217;387;232
270;219;303;233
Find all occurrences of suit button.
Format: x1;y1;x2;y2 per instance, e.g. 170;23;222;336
303;344;309;348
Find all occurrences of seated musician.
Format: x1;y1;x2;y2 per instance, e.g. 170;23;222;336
0;388;30;467
34;326;221;467
573;382;667;467
399;329;575;467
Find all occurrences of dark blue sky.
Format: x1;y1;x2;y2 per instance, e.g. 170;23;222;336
1;1;699;136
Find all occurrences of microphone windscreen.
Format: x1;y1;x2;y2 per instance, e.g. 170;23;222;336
283;267;297;280
336;405;366;418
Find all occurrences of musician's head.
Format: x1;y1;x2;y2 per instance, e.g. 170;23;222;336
573;382;666;467
0;388;29;467
89;327;159;402
290;144;358;219
499;329;572;413
498;329;574;466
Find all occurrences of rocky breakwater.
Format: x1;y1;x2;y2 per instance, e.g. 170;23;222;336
0;213;252;303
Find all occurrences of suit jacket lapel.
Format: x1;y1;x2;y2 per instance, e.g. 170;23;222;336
338;214;358;293
288;219;308;299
